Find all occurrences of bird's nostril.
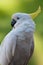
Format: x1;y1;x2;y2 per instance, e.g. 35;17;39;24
11;19;16;27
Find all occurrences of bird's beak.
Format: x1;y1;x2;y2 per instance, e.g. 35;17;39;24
29;6;41;19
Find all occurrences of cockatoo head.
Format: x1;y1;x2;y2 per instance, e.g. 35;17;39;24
11;13;31;27
11;6;41;28
11;13;36;29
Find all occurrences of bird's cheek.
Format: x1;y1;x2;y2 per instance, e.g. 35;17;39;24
14;23;20;28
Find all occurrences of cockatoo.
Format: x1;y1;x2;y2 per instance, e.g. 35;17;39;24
0;6;41;65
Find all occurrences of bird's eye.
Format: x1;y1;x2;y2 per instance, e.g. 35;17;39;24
17;17;19;20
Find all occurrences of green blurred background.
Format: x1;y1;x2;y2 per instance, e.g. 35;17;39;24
0;0;43;65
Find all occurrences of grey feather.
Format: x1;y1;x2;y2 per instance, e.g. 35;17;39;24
0;13;35;65
10;36;34;65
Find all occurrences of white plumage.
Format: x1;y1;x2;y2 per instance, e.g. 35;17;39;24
0;13;35;65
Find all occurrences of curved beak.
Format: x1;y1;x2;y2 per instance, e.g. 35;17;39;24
29;6;41;19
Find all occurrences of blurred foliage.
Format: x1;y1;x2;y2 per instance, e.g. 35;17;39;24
0;0;43;65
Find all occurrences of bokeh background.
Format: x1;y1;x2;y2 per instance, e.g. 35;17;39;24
0;0;43;65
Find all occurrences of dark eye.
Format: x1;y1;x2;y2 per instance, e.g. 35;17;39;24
17;17;19;20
